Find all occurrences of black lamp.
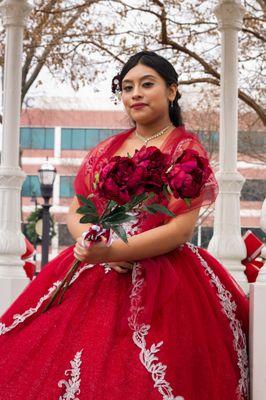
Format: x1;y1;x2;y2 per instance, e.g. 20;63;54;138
38;160;56;267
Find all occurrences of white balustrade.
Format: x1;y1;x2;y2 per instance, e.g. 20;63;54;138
0;0;32;315
250;198;266;399
208;0;248;293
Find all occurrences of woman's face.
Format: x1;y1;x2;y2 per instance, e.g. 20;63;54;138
121;63;177;126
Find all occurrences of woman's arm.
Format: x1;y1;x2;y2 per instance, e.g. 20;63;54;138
66;196;92;240
74;207;200;264
106;207;200;262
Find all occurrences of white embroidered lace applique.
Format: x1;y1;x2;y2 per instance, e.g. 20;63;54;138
187;243;249;400
58;350;83;400
172;138;193;159
112;213;139;240
69;264;96;283
128;263;184;400
0;280;61;335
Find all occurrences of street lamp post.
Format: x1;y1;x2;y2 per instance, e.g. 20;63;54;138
38;161;56;267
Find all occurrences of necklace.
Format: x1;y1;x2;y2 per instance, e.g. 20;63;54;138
135;124;171;146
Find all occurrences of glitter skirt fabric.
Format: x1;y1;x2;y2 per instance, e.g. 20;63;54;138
0;243;249;400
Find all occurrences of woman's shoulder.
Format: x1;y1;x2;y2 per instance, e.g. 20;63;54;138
169;126;207;156
97;127;134;148
83;128;134;161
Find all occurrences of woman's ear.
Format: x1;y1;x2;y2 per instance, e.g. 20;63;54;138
168;83;178;102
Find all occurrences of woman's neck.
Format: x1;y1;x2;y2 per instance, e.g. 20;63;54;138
135;119;173;138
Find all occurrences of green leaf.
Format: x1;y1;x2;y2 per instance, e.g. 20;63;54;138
107;200;117;210
143;205;156;214
112;225;128;243
76;195;98;213
76;206;95;215
125;193;148;210
107;205;126;217
163;185;170;199
79;214;99;224
167;185;173;195
100;200;117;220
145;203;176;217
103;212;135;224
184;198;191;207
143;192;156;204
76;194;89;204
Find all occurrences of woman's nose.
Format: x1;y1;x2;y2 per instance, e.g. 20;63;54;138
131;85;143;99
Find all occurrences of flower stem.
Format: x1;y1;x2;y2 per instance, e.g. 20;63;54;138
42;259;80;313
57;264;79;306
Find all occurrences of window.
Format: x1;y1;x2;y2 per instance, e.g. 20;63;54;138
22;175;41;197
241;179;266;201
20;127;54;149
238;131;266;153
61;128;120;150
60;176;75;198
196;131;219;152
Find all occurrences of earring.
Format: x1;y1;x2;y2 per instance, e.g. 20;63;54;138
170;100;174;108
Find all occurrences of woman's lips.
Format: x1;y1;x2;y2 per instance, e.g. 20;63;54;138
131;103;147;110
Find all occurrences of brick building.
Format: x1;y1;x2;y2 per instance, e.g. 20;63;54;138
19;97;265;262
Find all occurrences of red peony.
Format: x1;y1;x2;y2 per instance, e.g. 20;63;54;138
98;156;145;205
167;149;212;199
133;146;171;193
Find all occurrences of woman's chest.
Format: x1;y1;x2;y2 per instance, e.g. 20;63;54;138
112;136;169;158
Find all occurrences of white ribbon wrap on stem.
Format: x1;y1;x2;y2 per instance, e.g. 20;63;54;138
81;225;113;248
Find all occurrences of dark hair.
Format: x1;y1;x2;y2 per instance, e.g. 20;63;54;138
120;51;182;127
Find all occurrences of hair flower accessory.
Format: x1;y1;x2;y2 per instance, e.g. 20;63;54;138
111;73;122;105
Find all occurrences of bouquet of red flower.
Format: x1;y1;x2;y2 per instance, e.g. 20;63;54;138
43;146;211;312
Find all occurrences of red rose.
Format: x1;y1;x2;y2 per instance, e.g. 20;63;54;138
98;156;145;205
133;146;171;193
167;149;212;199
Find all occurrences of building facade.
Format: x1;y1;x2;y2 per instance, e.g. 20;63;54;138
19;104;265;265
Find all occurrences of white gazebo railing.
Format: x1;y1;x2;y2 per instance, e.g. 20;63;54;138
207;0;248;292
0;0;32;314
250;198;266;399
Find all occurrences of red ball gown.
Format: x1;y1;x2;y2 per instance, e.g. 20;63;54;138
0;127;249;400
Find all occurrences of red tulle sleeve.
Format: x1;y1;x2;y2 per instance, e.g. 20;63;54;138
73;148;94;200
167;134;218;217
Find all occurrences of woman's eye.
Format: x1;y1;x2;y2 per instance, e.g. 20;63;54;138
143;82;154;88
122;85;133;92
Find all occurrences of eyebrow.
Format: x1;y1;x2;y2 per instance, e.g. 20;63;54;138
122;74;157;84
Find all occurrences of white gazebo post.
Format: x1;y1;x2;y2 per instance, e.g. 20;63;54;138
207;0;248;292
250;198;266;399
0;0;32;314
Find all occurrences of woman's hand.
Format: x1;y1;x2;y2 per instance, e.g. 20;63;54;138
106;261;134;274
73;237;134;273
74;237;111;265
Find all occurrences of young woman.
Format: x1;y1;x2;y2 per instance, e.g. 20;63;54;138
0;51;249;400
